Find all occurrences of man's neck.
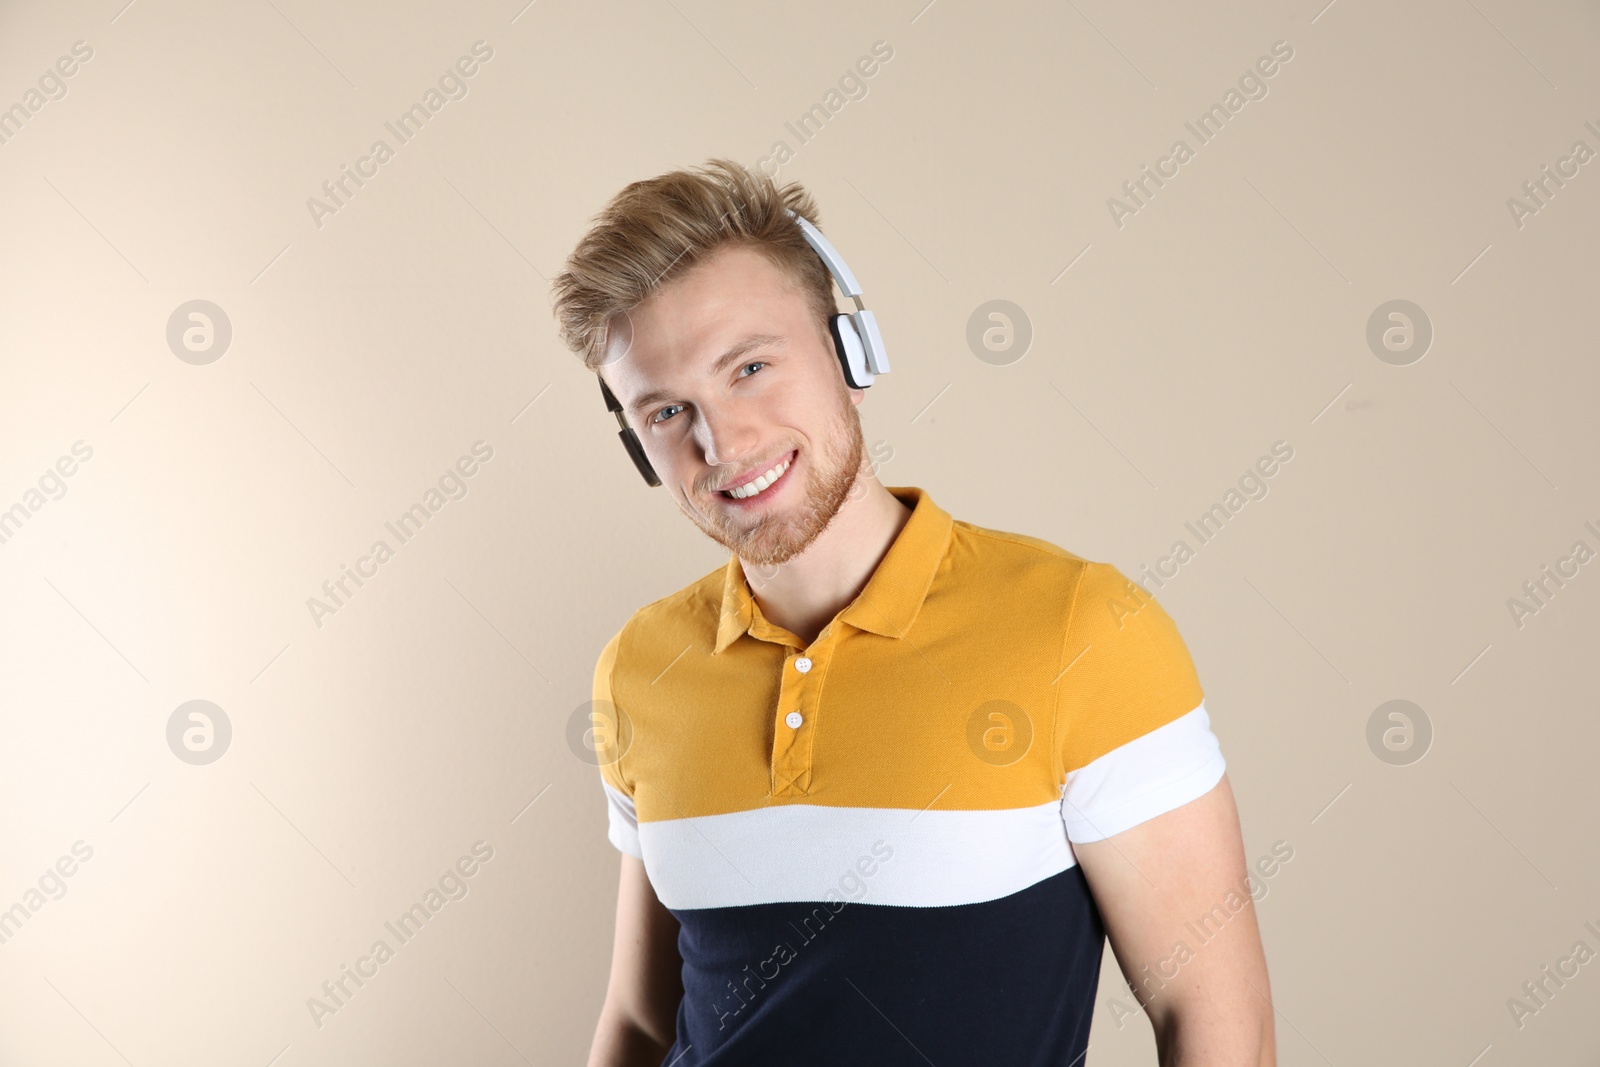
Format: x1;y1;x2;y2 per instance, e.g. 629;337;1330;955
739;477;913;648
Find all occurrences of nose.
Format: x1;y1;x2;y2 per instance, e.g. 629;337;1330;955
697;396;764;473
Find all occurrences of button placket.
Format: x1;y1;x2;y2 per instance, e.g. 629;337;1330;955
771;642;826;796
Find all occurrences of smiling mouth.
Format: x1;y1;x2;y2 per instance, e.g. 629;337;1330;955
718;450;796;502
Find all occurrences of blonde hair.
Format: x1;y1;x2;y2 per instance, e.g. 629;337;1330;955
552;158;836;372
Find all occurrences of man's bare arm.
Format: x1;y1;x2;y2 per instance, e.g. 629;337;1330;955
1073;773;1276;1065
587;854;684;1067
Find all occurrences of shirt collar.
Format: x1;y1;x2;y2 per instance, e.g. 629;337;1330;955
714;485;954;654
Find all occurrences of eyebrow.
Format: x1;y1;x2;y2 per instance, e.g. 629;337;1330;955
626;333;785;417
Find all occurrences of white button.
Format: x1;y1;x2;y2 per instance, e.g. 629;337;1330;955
785;711;803;729
795;657;812;673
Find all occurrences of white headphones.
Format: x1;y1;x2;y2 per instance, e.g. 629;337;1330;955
787;209;892;389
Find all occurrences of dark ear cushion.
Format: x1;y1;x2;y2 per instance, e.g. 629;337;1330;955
620;428;661;487
827;313;871;389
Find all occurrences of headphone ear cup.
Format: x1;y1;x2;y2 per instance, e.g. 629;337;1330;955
619;427;661;487
827;313;874;389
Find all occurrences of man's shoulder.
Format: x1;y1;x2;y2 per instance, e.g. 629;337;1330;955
951;515;1088;564
947;513;1101;586
603;559;727;661
946;515;1156;627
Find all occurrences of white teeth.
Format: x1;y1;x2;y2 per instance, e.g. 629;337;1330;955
726;456;791;499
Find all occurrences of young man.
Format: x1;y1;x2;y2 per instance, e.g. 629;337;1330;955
554;159;1276;1066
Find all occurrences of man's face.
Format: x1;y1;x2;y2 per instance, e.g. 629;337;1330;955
600;242;866;567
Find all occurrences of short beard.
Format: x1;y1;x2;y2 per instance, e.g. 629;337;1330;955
685;386;865;568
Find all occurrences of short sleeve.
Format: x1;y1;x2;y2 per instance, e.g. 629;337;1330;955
1056;562;1226;844
592;628;643;859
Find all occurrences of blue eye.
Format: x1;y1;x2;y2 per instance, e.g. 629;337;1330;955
651;362;768;425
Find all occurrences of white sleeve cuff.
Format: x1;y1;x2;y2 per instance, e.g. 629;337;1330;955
602;781;644;859
1061;700;1226;844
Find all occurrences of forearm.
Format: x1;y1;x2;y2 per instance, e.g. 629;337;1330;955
586;999;672;1067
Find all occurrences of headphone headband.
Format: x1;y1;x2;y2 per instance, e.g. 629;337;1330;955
788;209;890;382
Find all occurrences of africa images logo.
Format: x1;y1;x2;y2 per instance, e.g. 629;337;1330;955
711;841;894;1032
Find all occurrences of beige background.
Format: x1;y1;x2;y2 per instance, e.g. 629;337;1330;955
1;0;1597;1063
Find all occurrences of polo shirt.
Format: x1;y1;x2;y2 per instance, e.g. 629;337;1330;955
589;484;1227;1066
